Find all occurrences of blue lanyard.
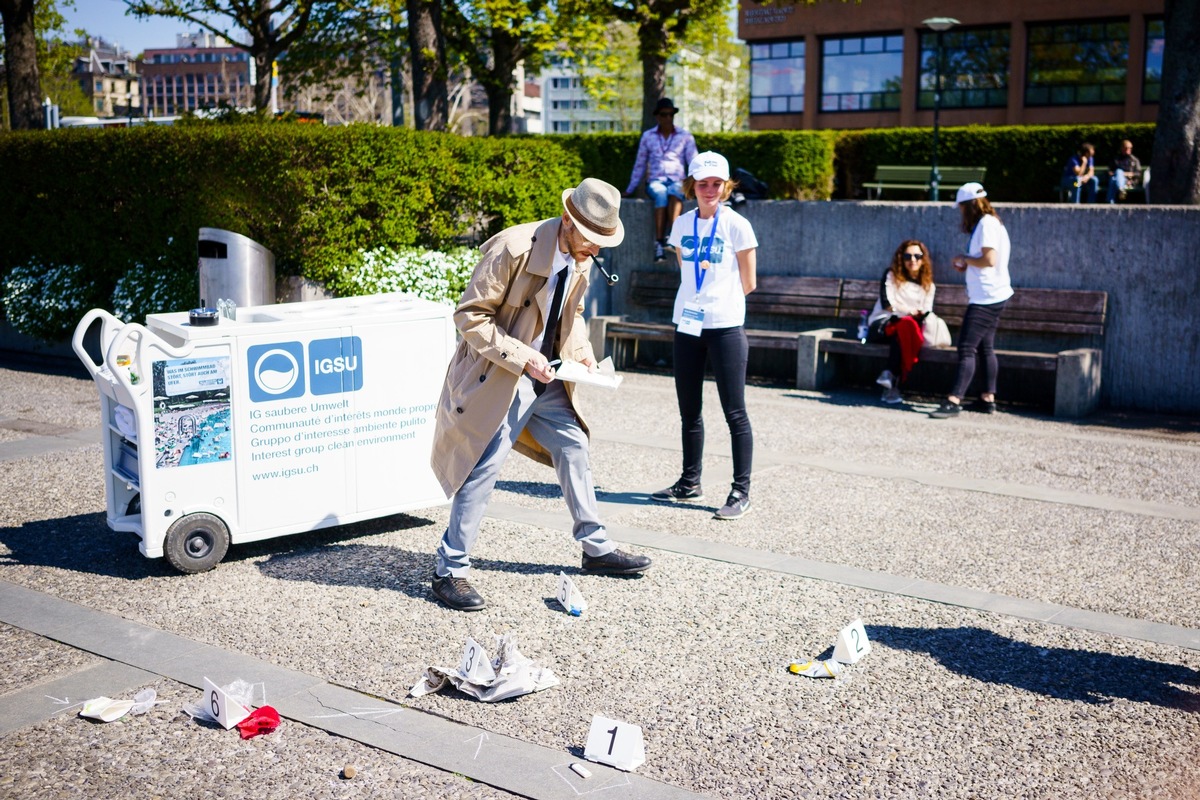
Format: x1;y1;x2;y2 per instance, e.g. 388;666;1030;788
691;209;720;293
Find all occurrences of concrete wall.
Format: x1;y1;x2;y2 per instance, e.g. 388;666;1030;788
592;199;1200;414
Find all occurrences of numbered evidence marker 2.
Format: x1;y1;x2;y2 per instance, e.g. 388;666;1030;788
202;677;251;730
458;637;497;684
557;571;587;616
583;714;645;772
832;618;871;664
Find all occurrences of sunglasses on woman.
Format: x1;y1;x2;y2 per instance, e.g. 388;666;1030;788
902;253;923;261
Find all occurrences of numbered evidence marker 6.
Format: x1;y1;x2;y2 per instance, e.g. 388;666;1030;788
583;714;645;772
557;571;587;616
832;618;871;664
458;637;497;684
202;677;251;730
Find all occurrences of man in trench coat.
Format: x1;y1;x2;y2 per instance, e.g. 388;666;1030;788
429;177;652;611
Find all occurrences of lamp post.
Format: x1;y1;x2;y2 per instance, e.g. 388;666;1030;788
922;17;958;201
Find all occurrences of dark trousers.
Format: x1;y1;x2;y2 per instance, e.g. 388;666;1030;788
950;300;1008;398
673;326;753;497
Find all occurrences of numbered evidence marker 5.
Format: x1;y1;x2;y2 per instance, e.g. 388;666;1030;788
557;571;587;616
583;714;645;772
202;677;251;730
459;637;497;684
832;618;871;664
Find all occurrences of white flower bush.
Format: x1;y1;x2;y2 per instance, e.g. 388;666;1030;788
111;258;196;323
2;261;97;341
342;246;477;307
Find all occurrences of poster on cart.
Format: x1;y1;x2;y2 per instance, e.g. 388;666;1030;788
151;356;233;469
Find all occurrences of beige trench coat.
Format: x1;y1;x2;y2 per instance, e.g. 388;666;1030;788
430;217;597;497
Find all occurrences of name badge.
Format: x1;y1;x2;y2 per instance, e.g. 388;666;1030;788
678;303;704;336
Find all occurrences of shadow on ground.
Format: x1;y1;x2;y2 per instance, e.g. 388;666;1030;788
870;624;1200;710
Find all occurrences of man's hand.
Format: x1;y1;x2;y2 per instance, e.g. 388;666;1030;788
525;354;557;384
577;355;597;372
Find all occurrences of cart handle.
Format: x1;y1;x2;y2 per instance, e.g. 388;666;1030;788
104;320;193;400
72;309;125;381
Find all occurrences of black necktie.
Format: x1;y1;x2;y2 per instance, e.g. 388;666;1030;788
534;266;569;396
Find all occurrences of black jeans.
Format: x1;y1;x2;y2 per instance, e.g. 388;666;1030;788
673;326;753;497
950;299;1008;398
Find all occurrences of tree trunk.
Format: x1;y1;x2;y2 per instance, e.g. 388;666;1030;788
252;51;274;112
638;19;669;129
0;0;42;130
1151;0;1200;204
407;0;448;131
484;81;512;136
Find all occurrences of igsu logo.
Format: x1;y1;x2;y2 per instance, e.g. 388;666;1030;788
308;336;364;395
247;337;363;402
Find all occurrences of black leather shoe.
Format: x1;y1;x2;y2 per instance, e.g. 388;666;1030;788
582;548;652;575
432;574;487;611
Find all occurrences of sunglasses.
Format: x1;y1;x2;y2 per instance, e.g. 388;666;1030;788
901;253;924;261
656;111;676;117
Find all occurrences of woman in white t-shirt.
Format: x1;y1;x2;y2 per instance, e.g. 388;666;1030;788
650;151;759;520
930;182;1013;419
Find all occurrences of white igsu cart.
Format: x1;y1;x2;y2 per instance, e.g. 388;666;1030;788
73;294;454;573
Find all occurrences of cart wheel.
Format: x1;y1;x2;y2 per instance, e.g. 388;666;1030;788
164;513;230;574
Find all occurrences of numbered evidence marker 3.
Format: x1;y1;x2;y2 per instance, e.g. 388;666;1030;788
203;677;252;730
832;618;871;664
583;714;645;772
458;637;497;684
557;571;587;616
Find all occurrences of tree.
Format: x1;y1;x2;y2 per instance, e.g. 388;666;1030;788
1;0;42;129
407;0;447;129
123;0;320;112
1151;0;1200;204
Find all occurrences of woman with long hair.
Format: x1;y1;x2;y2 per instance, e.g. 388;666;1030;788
930;182;1013;418
651;151;758;520
868;239;936;404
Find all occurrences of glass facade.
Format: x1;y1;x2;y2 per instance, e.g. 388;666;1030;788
1144;17;1163;103
821;34;904;112
918;26;1009;109
750;40;804;114
1026;19;1129;106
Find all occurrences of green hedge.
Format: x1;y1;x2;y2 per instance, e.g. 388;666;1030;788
554;130;837;200
836;123;1157;201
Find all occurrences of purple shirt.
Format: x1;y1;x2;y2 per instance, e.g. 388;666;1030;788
626;126;698;194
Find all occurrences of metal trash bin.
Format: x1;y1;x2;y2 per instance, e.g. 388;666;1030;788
197;228;276;308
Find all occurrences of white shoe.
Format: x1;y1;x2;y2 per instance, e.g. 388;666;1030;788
882;386;903;404
875;370;894;390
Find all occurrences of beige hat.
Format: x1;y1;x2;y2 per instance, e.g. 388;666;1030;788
562;178;624;247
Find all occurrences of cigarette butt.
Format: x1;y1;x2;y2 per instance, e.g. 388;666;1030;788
570;762;592;779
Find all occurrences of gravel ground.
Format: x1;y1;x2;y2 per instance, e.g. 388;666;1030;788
2;365;1199;799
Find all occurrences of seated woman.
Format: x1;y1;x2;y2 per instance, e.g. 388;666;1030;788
868;239;936;404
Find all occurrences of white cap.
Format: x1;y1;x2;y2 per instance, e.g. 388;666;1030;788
688;151;730;181
955;182;987;204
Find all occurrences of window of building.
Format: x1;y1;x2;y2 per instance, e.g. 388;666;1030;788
821;34;903;112
1144;17;1163;103
1026;19;1128;106
552;120;571;133
918;26;1008;109
750;40;804;115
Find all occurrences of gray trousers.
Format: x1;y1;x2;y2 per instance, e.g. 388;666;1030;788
435;376;615;578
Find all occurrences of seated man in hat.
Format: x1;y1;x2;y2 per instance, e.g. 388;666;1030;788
429;177;653;612
625;97;698;261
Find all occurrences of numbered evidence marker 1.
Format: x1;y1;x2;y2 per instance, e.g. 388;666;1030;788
458;637;497;684
583;714;645;772
556;571;587;616
202;677;251;730
832;618;872;664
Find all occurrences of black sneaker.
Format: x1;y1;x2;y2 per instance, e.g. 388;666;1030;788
929;401;962;419
967;399;997;414
651;481;704;503
582;548;652;575
653;240;665;261
431;574;487;611
714;491;751;520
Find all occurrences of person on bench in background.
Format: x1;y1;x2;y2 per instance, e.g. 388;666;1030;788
930;183;1013;420
868;240;936;405
624;98;698;263
1061;143;1099;203
1107;139;1143;203
651;151;759;520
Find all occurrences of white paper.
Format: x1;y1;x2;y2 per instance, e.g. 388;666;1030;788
555;357;623;389
409;633;559;702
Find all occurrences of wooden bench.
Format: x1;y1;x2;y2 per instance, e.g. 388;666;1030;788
865;165;987;200
1055;166;1151;202
591;270;842;371
797;282;1108;417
